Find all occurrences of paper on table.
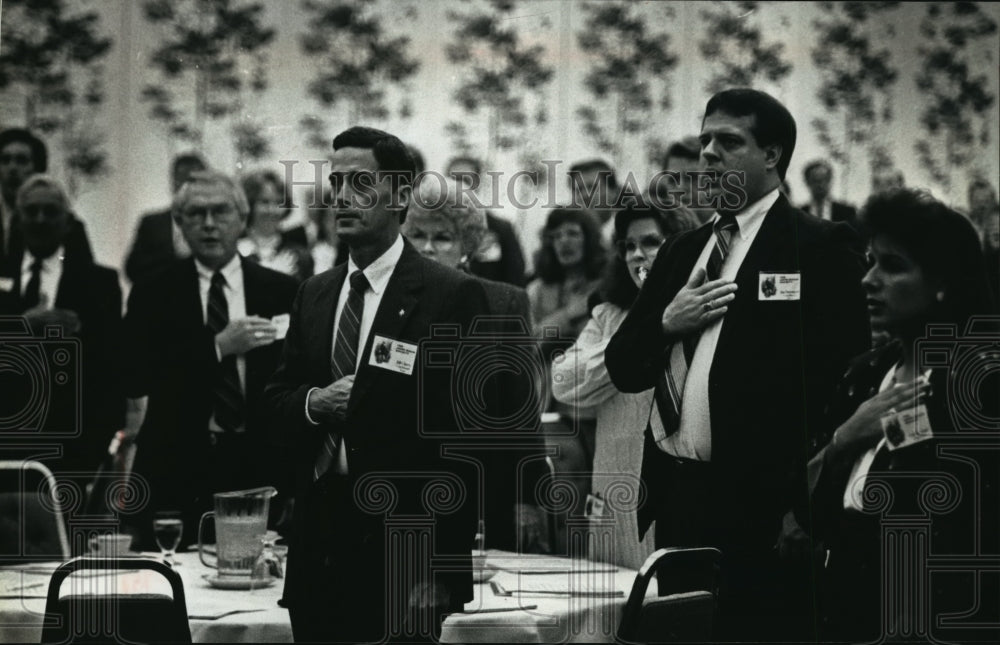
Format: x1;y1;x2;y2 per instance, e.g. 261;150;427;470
491;575;625;598
487;554;617;575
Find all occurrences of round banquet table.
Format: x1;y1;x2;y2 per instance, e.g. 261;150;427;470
0;550;653;643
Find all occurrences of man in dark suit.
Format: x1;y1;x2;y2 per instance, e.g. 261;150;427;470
605;89;869;642
265;127;489;643
123;152;207;284
0;175;124;479
0;129;92;272
123;170;297;549
802;159;858;229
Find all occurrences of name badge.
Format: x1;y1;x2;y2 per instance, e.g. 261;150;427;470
881;404;934;451
759;272;801;300
270;313;290;340
368;335;417;375
0;277;13;293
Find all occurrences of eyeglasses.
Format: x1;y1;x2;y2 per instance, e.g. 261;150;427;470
407;230;456;251
0;153;32;165
179;204;238;223
616;234;665;259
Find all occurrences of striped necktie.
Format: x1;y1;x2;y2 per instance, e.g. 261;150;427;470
208;271;244;432
314;270;369;481
650;214;739;450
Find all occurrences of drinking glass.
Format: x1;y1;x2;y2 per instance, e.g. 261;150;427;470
153;512;184;566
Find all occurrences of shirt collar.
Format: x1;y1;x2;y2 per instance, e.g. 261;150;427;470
195;253;243;287
713;188;779;241
346;234;404;296
22;246;65;273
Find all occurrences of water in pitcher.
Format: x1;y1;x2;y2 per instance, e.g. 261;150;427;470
216;515;267;575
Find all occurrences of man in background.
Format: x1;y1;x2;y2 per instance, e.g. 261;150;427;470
124;152;207;284
802;159;857;228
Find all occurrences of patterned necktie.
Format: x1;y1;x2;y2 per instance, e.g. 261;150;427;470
207;271;244;432
23;258;43;309
314;270;370;481
650;214;739;450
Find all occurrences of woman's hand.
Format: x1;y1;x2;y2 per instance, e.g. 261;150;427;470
828;380;929;463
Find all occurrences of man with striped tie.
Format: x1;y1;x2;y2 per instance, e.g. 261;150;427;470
606;89;869;642
265;127;489;643
124;171;298;550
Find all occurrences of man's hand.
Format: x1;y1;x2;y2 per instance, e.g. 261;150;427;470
216;316;277;357
515;503;550;554
660;268;737;336
827;380;929;464
307;375;355;424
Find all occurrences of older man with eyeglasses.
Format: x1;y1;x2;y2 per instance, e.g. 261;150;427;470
122;170;298;550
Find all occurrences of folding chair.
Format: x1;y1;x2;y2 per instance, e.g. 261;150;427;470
618;547;722;644
41;556;192;644
0;460;70;561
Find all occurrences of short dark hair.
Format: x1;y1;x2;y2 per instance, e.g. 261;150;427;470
704;88;796;181
803;159;832;180
662;137;701;167
860;188;997;329
599;200;700;310
569;159;618;190
533;207;607;283
0;128;48;173
407;145;426;176
332;126;415;221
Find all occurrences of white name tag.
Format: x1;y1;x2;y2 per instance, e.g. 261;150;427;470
882;404;934;451
0;277;13;293
270;314;290;340
759;272;801;300
368;335;417;375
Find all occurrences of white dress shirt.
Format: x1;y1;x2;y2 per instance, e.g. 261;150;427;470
195;254;247;434
665;188;779;461
20;246;65;308
809;198;831;221
306;234;405;474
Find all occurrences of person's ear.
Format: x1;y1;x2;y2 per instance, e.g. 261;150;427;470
763;144;782;172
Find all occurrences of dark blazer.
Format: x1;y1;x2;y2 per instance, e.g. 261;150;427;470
606;193;870;549
469;212;527;287
470;277;548;551
1;214;93;274
803;200;858;229
0;255;124;475
806;341;1000;643
124;256;298;545
265;240;489;619
124;209;177;284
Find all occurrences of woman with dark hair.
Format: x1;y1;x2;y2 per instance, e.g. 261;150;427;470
238;170;313;281
527;207;607;341
803;188;999;643
551;201;697;567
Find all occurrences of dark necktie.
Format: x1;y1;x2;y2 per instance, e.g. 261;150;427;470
207;271;244;432
650;214;739;449
314;270;369;481
23;258;43;309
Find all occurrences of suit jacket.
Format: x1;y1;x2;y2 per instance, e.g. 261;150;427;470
805;341;1000;642
0;255;123;475
124;256;298;543
1;214;93;274
265;240;489;612
605;193;870;550
802;200;858;229
124;209;178;284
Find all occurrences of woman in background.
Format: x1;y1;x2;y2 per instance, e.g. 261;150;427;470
803;188;998;643
552;201;697;568
239;170;312;281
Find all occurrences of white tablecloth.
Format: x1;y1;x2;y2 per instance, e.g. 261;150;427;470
0;550;652;643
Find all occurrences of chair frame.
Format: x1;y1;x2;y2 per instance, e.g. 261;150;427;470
618;546;722;644
0;459;71;559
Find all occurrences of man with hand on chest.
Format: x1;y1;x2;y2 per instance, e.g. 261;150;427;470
606;89;869;642
123;171;297;549
266;127;489;643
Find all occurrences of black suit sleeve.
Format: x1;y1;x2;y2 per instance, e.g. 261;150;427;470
605;236;685;393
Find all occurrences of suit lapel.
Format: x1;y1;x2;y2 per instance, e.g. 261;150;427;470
733;195;795;288
347;243;422;414
318;265;347;379
669;224;714;294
